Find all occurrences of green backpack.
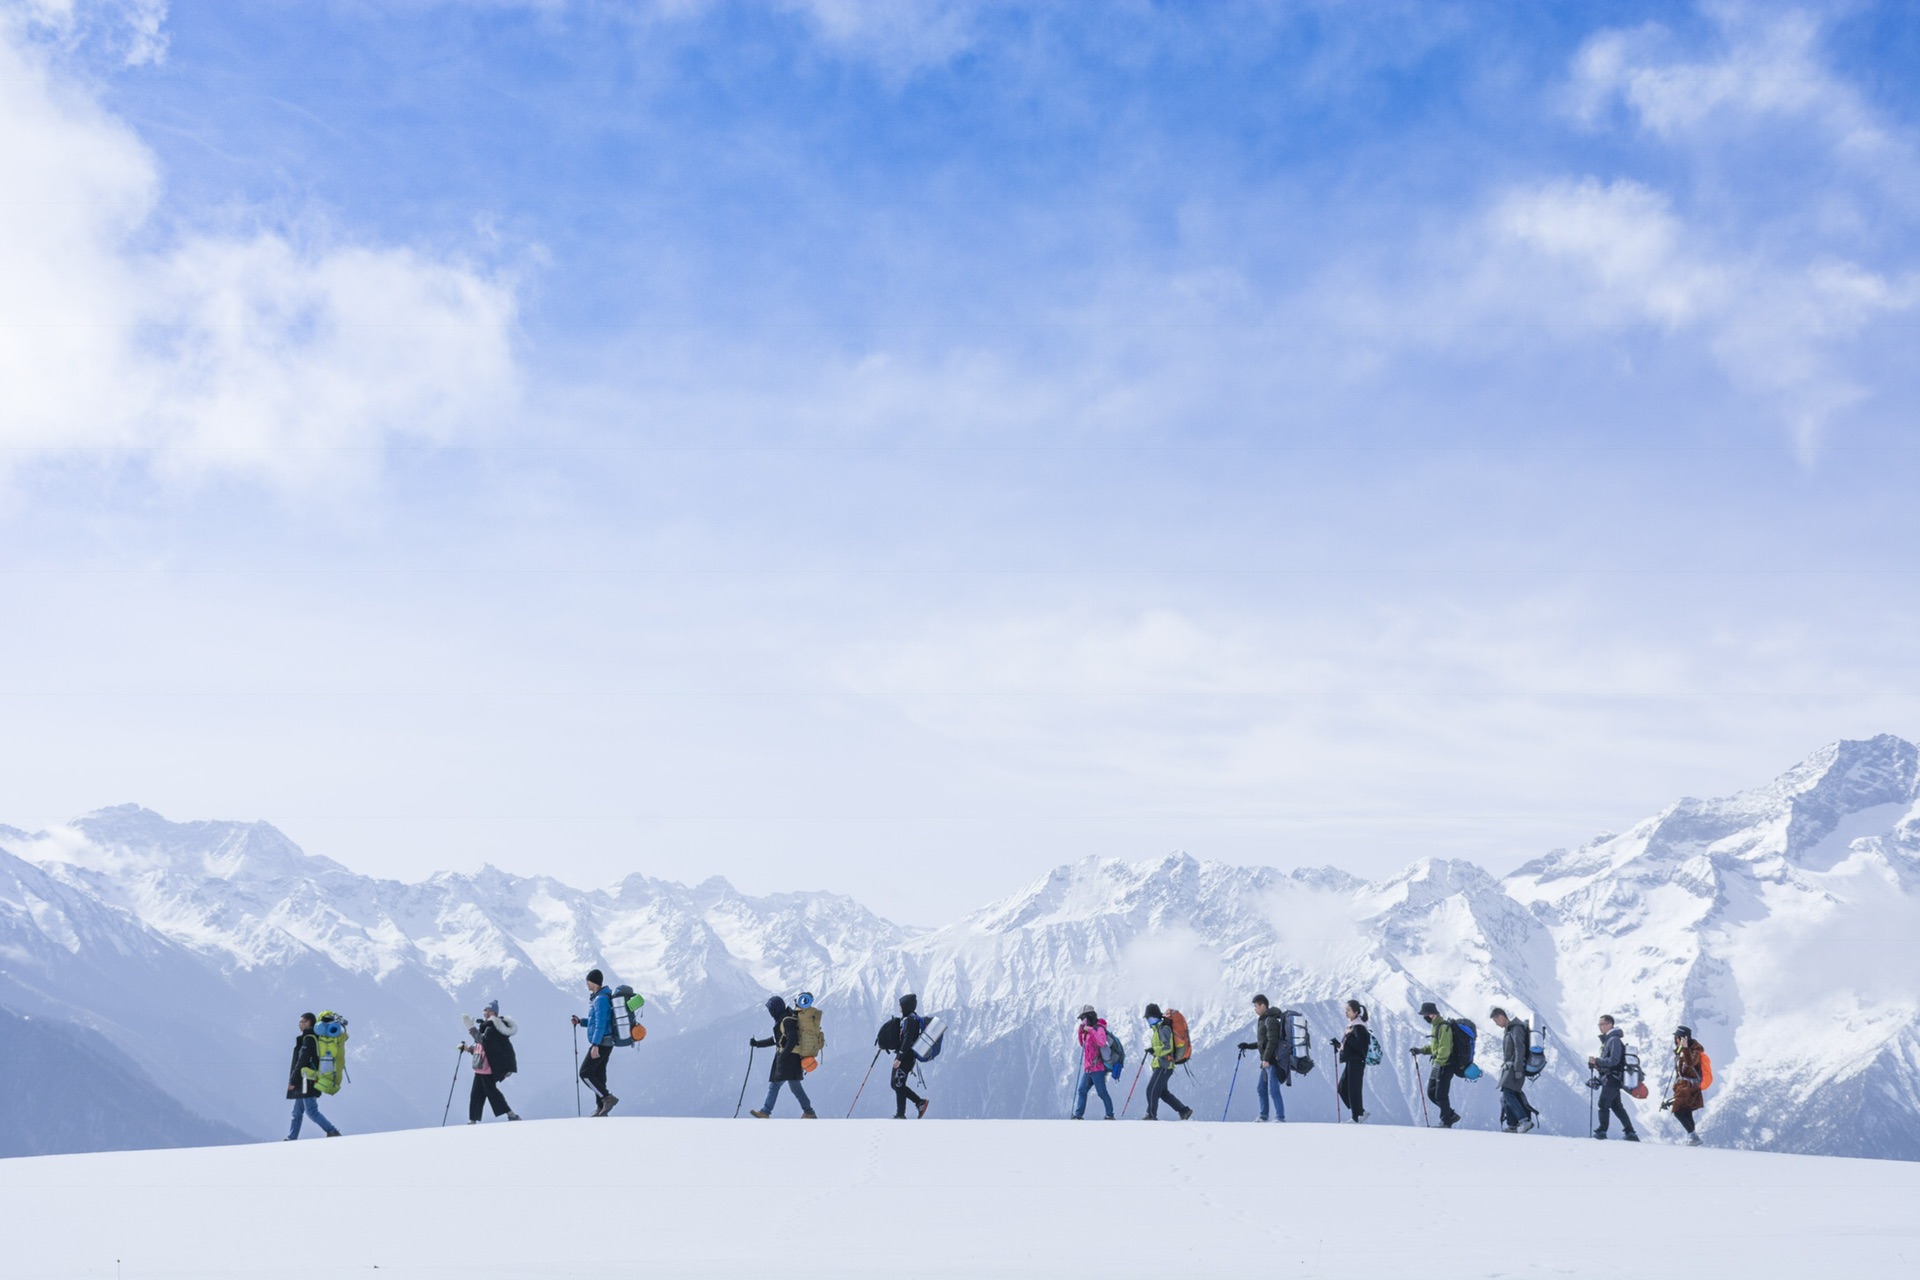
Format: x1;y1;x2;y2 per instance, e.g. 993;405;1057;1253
310;1012;349;1095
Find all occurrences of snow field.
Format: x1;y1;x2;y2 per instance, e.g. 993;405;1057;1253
3;1117;1916;1279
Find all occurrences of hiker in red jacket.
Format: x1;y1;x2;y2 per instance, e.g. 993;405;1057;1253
1071;1006;1117;1119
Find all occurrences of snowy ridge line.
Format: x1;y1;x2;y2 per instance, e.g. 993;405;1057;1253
0;733;1916;1160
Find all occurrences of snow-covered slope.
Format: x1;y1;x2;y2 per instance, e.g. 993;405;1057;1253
5;1118;1915;1279
1;735;1917;1159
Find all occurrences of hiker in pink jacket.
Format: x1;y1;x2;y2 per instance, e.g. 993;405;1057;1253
1072;1006;1118;1119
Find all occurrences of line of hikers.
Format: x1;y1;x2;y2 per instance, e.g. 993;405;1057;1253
284;974;1713;1146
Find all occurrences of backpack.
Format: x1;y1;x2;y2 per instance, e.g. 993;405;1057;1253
1622;1048;1644;1092
1098;1027;1124;1071
876;1017;902;1054
1698;1050;1713;1091
611;985;647;1047
483;1018;518;1077
1365;1030;1383;1067
914;1015;946;1063
1166;1009;1193;1065
793;1005;825;1060
1446;1019;1477;1074
311;1012;349;1095
1282;1011;1313;1076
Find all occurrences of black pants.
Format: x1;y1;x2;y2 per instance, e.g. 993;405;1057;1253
891;1062;925;1117
579;1044;611;1099
1145;1066;1187;1119
1427;1066;1458;1124
1338;1062;1365;1118
1673;1105;1698;1134
469;1073;512;1122
1596;1079;1635;1134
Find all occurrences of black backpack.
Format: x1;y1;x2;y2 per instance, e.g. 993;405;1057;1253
876;1017;903;1053
484;1021;517;1077
1447;1019;1478;1073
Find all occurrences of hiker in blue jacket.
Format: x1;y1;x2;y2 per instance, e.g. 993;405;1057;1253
570;969;619;1117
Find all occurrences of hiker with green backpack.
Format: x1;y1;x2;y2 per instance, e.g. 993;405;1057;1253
1141;1004;1193;1121
285;1011;343;1140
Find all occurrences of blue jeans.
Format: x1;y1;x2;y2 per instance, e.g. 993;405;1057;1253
1500;1086;1531;1128
288;1096;337;1139
1256;1063;1286;1120
761;1078;813;1114
1073;1069;1114;1118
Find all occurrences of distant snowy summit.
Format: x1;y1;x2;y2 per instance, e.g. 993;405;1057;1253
0;735;1916;1160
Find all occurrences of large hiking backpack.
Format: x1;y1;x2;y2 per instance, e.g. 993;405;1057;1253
914;1015;946;1063
1622;1047;1645;1095
876;1017;903;1054
1098;1027;1125;1071
610;985;647;1046
1447;1018;1477;1074
1281;1011;1314;1076
1525;1023;1547;1080
1698;1050;1713;1091
1166;1009;1193;1065
793;1003;826;1068
312;1012;349;1095
485;1018;518;1077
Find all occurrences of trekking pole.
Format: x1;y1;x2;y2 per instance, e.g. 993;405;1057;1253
846;1048;883;1118
1221;1048;1245;1122
1412;1051;1431;1127
1120;1057;1146;1118
733;1046;756;1119
572;1022;582;1117
441;1047;466;1127
1330;1054;1342;1122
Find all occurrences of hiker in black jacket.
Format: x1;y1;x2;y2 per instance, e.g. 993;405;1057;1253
749;996;816;1118
460;1000;521;1124
891;993;929;1119
1234;994;1288;1121
1489;1007;1535;1133
285;1012;341;1140
1587;1014;1639;1141
1331;999;1369;1121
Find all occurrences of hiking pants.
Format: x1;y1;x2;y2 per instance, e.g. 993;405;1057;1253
470;1073;512;1123
579;1044;611;1099
1427;1065;1458;1124
1596;1079;1635;1135
287;1096;338;1139
1073;1069;1114;1119
1499;1086;1530;1129
1673;1104;1698;1135
762;1078;814;1115
1145;1066;1187;1119
1256;1062;1287;1121
891;1063;925;1118
1338;1062;1365;1118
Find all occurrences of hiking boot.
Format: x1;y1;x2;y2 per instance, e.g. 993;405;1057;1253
599;1095;620;1117
1501;1124;1518;1134
1440;1115;1459;1129
1593;1128;1608;1140
1102;1114;1115;1120
1518;1118;1535;1134
506;1113;521;1121
801;1111;818;1119
325;1130;342;1138
469;1120;480;1126
916;1099;930;1119
749;1109;771;1119
1178;1108;1194;1120
1352;1111;1366;1123
589;1095;609;1118
1685;1134;1703;1147
1622;1130;1640;1142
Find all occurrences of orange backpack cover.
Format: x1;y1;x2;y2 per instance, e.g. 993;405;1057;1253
1699;1051;1713;1090
1167;1010;1193;1064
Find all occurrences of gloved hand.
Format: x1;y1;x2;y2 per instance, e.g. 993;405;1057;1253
1237;1042;1256;1051
1659;1099;1673;1111
1110;1065;1122;1080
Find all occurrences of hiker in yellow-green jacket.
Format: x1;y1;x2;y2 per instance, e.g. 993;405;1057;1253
1141;1005;1192;1121
1408;1001;1462;1128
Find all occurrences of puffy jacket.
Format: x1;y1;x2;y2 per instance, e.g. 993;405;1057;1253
1254;1008;1286;1067
1337;1021;1370;1066
581;987;614;1047
1078;1020;1111;1073
753;1007;805;1082
1146;1020;1176;1068
465;1013;518;1077
1498;1018;1530;1092
1422;1018;1455;1070
1595;1028;1626;1082
287;1032;321;1100
1672;1041;1706;1110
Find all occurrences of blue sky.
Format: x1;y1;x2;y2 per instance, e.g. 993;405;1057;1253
3;0;1918;921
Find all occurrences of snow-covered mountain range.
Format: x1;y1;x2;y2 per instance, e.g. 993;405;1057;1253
2;734;1916;1158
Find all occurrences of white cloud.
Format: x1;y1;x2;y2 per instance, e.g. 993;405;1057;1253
0;6;517;488
775;0;980;76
